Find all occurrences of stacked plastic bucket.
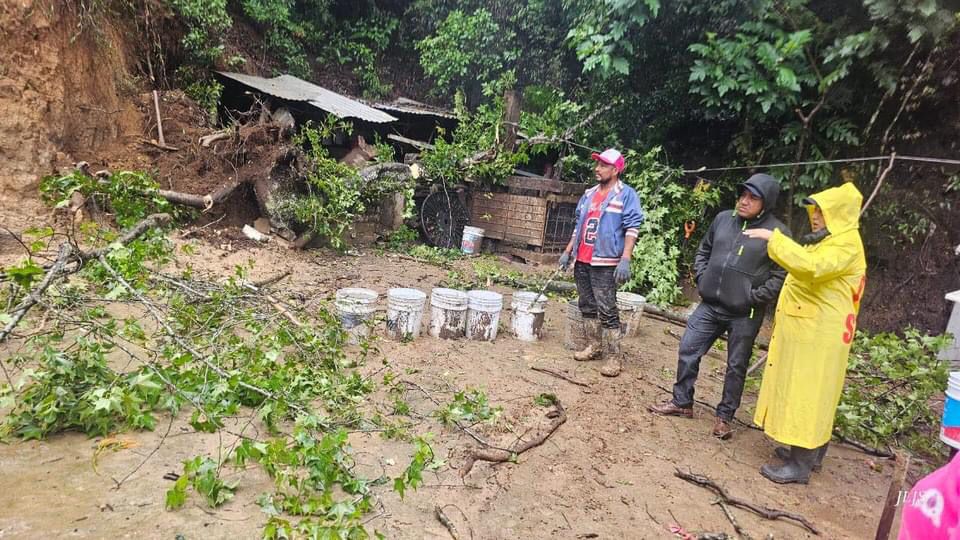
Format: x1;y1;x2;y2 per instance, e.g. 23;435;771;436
941;372;960;449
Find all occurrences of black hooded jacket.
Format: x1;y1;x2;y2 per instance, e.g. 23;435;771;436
693;174;791;315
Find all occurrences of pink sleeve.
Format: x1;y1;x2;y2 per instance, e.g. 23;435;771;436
899;454;960;540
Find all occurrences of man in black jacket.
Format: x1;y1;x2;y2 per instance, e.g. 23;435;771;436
649;173;790;440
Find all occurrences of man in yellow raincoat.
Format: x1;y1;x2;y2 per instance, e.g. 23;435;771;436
742;182;866;484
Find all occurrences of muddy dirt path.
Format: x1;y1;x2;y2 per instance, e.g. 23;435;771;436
0;238;894;539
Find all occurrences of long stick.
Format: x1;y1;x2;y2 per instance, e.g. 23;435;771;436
860;154;897;216
530;366;590;388
152;90;166;147
746;353;768;376
674;469;820;535
874;451;910;540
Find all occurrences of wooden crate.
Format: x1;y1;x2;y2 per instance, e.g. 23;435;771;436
470;192;549;246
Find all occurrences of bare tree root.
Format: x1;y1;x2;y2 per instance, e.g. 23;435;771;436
674;469;820;535
460;399;567;478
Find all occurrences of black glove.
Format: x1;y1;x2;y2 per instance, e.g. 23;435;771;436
614;258;632;284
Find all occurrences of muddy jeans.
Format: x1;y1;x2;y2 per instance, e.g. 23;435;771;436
671;302;763;420
574;262;620;330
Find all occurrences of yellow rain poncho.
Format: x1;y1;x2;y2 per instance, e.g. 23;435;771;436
753;182;867;449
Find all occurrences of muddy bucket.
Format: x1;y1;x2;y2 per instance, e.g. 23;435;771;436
428;288;469;339
616;292;646;338
940;373;960;449
461;226;485;255
335;288;378;345
386;288;427;341
511;292;547;342
466;290;503;341
564;298;587;351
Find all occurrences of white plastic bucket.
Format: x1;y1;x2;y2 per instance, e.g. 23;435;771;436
335;288;379;344
511;292;548;342
466;290;503;341
428;288;469;339
564;298;587;351
461;226;485;255
386;288;427;341
617;292;646;338
941;375;960;449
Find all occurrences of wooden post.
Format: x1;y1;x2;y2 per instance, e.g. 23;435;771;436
502;89;522;151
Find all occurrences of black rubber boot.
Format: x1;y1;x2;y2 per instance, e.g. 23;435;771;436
761;446;817;484
774;443;828;472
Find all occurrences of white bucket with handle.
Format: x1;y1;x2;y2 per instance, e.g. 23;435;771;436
335;288;379;345
511;291;547;342
386;288;427;341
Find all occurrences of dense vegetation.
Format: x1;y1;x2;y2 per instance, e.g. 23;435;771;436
139;0;960;305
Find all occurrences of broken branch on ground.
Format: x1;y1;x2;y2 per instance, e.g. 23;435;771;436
460;399;567;477
674;469;820;535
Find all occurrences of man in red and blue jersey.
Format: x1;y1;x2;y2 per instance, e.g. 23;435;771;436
559;148;645;377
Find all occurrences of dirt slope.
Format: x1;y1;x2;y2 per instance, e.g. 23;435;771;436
0;0;142;230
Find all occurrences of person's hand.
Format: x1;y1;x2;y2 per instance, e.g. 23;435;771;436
743;228;774;241
614;258;632;284
558;252;571;271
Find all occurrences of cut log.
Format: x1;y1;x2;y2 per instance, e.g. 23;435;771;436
158;181;241;210
199;131;231;147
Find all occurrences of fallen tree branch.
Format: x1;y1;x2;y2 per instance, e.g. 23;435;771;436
1;213;171;344
833;433;894;459
715;500;751;540
78;213;172;261
460;399;567;478
252;271;291;289
0;243;73;344
674;469;820;535
530;366;590;388
520;105;613;147
651;382;761;432
434;505;465;540
98;254;306;415
180;213;227;239
644;303;769;350
400;380;512;453
158;181;241;210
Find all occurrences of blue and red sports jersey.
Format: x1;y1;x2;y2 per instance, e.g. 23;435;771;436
576;189;608;264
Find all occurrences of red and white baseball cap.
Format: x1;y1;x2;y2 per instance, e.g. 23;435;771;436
591;148;625;172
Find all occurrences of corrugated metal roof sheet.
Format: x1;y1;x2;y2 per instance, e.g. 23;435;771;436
217;71;397;124
371;97;457;120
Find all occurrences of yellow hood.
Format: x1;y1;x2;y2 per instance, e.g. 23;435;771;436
807;182;863;235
